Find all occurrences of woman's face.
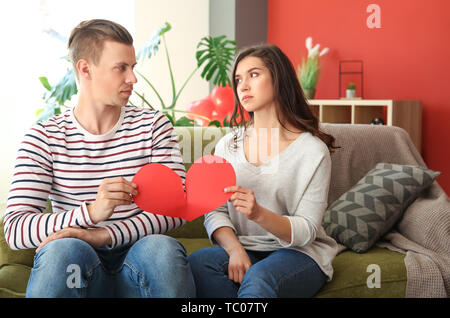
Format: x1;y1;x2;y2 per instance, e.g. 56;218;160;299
234;56;275;113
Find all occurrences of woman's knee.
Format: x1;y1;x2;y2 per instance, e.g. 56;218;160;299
188;246;229;273
239;250;327;298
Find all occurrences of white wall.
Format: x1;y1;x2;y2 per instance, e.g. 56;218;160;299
133;0;210;112
0;1;51;215
0;0;210;216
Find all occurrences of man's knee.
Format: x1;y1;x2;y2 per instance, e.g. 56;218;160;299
34;238;97;268
188;246;229;274
27;238;99;297
121;235;195;297
131;234;186;260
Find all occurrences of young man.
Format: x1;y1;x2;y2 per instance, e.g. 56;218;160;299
4;19;195;297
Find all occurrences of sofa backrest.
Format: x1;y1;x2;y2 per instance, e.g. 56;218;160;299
1;124;424;242
174;124;424;206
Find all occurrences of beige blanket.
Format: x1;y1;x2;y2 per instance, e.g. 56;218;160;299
321;123;450;298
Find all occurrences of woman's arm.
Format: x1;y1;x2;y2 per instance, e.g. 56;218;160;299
212;226;252;284
251;206;292;243
226;186;292;243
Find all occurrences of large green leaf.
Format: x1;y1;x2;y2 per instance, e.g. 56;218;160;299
49;68;78;105
137;22;172;60
196;35;236;87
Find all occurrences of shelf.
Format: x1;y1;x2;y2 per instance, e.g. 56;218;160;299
321;105;352;124
307;99;422;152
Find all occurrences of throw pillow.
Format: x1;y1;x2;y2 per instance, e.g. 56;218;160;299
322;163;440;253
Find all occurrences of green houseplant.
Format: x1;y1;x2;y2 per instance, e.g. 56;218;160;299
346;82;356;98
37;22;237;126
297;36;329;100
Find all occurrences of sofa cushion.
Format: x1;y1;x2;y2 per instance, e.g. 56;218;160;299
0;218;35;268
177;238;213;256
0;264;31;298
322;163;440;253
166;216;208;239
315;247;406;297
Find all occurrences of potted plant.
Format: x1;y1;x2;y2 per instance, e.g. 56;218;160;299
297;36;329;99
37;22;237;127
346;82;356;98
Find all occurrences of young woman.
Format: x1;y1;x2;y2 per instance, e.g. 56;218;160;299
188;44;339;298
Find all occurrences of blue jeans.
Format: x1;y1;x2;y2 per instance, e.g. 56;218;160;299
188;246;327;298
26;235;196;298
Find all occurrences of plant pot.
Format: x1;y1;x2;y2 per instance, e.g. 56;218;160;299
303;88;316;99
346;89;356;98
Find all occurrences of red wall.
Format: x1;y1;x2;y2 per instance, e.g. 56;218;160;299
268;0;450;195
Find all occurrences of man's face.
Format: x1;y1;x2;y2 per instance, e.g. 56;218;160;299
89;40;137;107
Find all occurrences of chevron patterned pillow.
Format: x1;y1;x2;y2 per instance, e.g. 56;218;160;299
322;163;440;253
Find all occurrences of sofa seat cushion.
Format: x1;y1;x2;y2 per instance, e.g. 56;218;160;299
316;247;406;297
178;238;407;298
0;264;31;298
0;221;36;268
0;237;405;298
177;238;213;256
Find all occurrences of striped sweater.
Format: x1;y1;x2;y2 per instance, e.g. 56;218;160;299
4;105;186;250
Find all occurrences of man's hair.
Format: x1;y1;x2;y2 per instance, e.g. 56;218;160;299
68;19;133;78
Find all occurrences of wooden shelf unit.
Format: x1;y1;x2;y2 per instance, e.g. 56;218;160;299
308;99;422;152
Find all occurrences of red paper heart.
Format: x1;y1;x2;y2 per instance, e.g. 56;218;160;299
132;155;235;221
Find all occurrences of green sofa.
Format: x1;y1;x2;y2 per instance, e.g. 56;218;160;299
0;125;408;298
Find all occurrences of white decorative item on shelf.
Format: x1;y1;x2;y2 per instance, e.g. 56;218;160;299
297;36;329;99
346;89;356;98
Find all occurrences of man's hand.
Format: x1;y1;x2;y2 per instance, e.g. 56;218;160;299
88;176;138;224
35;227;112;253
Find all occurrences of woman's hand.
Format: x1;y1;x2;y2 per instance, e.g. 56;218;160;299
225;185;262;222
228;246;252;284
211;226;252;284
225;185;292;243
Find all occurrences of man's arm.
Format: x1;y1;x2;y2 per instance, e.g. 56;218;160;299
4;124;95;250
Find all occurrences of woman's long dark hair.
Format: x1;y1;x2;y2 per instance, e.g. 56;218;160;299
229;44;338;153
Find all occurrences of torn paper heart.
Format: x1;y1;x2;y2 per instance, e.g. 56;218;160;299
132;155;235;221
